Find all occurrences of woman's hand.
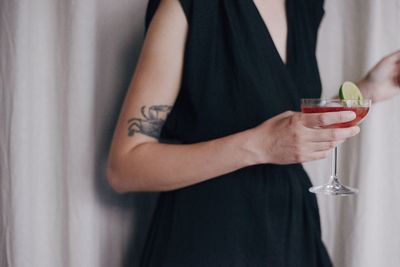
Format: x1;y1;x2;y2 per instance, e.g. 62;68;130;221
357;50;400;103
250;111;360;165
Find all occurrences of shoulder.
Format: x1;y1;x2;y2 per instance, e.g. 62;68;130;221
306;0;325;14
300;0;325;30
298;0;325;15
145;0;218;29
306;0;325;7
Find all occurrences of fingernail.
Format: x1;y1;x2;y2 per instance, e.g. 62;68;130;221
344;111;356;120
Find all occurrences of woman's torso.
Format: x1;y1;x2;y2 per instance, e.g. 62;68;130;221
140;0;332;266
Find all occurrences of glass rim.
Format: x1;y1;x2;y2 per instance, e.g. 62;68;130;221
301;98;372;101
301;98;372;106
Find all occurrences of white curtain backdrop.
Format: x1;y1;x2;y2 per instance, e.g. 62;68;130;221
1;0;157;266
306;1;400;266
1;0;399;266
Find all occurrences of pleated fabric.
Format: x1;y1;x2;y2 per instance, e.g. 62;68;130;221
140;0;332;266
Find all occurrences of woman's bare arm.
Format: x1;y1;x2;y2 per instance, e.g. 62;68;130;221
106;0;260;193
106;0;360;193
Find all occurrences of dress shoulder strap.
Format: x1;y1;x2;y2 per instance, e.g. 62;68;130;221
307;0;325;29
145;0;194;31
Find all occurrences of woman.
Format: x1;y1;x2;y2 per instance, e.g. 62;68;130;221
107;0;400;265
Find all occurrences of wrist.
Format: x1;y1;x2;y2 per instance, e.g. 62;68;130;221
236;128;269;166
356;78;376;103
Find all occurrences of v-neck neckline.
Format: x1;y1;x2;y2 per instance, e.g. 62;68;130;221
246;0;302;110
248;0;291;69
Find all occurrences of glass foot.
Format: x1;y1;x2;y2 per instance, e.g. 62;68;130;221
309;181;359;196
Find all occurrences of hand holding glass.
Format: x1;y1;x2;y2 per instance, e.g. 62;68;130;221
301;99;371;196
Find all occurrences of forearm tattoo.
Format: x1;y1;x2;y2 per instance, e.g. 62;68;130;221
127;105;172;139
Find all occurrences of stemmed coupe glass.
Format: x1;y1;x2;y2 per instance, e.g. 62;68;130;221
301;99;371;196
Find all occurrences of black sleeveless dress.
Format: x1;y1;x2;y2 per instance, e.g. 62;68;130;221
140;0;332;266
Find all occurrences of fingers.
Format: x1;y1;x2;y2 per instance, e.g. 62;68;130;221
306;126;360;142
308;150;332;162
297;140;344;163
309;140;345;151
294;147;332;162
300;111;356;128
384;50;400;62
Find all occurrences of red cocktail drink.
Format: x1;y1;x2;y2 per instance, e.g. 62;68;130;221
301;106;370;128
300;98;372;196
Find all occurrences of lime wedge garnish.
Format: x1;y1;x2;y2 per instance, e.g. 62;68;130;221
339;81;363;100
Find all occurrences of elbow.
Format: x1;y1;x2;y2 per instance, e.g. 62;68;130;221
106;160;150;194
106;166;129;194
106;148;174;193
106;143;151;193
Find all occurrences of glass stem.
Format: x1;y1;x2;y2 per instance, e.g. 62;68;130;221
330;146;340;185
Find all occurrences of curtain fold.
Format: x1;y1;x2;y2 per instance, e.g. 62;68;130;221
1;0;399;266
305;1;400;266
1;0;156;266
1;0;16;265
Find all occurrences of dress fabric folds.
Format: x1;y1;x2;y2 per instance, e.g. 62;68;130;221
140;0;332;266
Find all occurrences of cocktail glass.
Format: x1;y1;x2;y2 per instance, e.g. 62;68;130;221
301;99;371;196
